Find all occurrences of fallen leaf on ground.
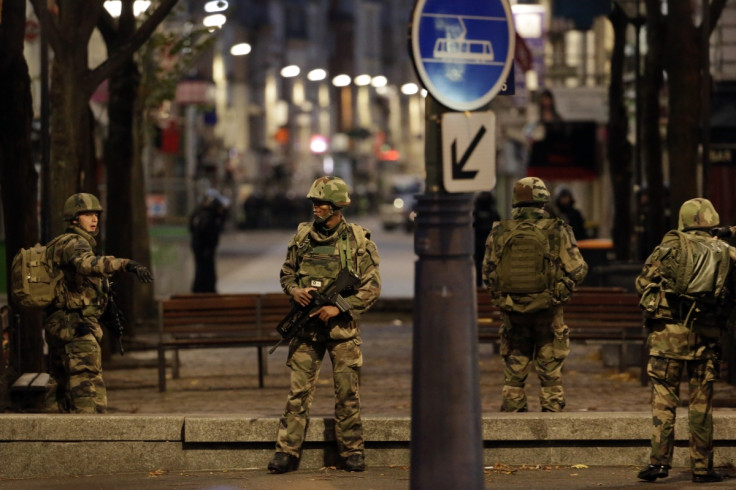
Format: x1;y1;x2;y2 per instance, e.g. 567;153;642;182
148;469;165;477
607;372;636;382
572;464;589;469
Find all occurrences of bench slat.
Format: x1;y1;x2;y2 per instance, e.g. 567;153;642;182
163;296;260;310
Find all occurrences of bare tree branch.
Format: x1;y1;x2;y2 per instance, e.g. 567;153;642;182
29;0;65;61
87;0;179;89
709;0;728;35
97;7;116;43
76;0;105;44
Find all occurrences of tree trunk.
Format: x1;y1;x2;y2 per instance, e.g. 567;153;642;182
48;58;97;236
0;0;45;384
102;2;156;339
607;5;633;261
105;58;156;335
641;0;667;257
665;0;701;212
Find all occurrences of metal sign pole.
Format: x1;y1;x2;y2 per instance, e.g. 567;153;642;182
410;95;483;490
408;3;514;486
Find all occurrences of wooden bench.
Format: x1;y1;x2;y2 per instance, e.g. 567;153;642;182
1;305;52;407
477;287;648;384
157;293;290;392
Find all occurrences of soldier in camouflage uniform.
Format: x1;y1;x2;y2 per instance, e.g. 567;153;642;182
268;177;381;474
44;193;153;413
636;198;735;483
482;177;588;412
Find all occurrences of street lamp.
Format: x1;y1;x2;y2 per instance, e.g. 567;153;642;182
280;65;300;78
307;68;331;141
203;14;226;29
371;75;388;88
307;69;327;82
103;0;150;17
332;74;351;87
354;74;372;87
230;43;251;56
204;0;228;13
401;82;419;95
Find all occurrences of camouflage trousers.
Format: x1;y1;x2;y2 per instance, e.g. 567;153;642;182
275;337;363;459
44;310;107;414
499;307;569;412
646;356;716;474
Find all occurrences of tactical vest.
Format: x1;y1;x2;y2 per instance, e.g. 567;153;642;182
293;222;367;293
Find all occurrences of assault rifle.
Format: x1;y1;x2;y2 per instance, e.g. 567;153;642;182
269;268;360;354
100;283;126;355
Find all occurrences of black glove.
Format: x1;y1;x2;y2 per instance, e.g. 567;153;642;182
125;260;153;283
711;226;733;239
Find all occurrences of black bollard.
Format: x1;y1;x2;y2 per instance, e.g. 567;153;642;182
410;192;484;489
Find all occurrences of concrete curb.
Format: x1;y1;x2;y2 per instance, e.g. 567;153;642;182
1;412;736;478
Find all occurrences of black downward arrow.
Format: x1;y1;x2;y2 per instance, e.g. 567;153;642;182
452;125;486;180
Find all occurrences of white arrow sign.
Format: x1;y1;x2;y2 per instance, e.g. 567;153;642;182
442;112;496;193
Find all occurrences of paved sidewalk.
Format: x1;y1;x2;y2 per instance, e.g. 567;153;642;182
103;313;736;416
1;464;732;489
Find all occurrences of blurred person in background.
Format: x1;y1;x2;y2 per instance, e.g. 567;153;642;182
553;187;587;240
473;191;501;287
189;189;230;293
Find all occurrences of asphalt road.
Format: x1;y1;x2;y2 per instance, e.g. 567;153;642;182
215;215;416;297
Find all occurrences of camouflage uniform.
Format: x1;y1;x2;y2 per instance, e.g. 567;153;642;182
274;178;381;463
44;194;151;413
482;178;588;412
636;198;736;478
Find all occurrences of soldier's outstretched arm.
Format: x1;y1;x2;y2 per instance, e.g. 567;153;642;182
64;237;128;276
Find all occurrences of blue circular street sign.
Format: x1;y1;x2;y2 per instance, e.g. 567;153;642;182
410;0;515;111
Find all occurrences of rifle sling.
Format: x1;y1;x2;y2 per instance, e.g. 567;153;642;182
339;231;354;274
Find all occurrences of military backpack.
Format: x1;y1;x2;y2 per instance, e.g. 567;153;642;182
10;236;66;309
640;230;733;323
488;218;566;312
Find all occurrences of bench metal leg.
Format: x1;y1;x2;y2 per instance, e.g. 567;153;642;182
260;346;269;376
158;346;167;392
640;342;649;387
257;347;264;388
172;349;181;379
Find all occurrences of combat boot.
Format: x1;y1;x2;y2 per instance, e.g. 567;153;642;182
692;471;723;483
344;453;366;472
267;452;299;473
637;464;669;481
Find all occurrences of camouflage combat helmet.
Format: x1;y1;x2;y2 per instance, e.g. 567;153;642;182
678;197;720;231
512;177;550;207
306;176;351;208
63;193;103;221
